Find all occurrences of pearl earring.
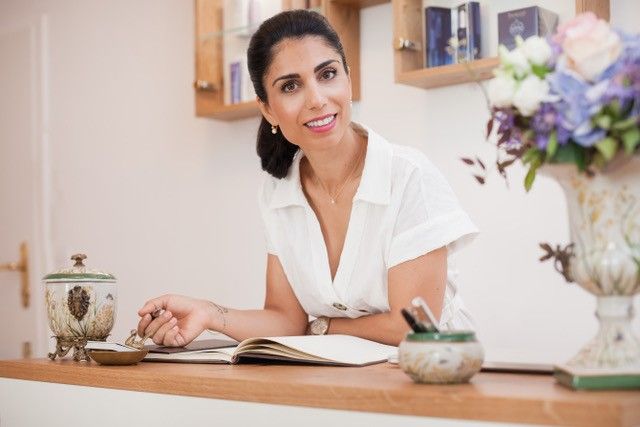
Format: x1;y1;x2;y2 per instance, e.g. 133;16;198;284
271;125;278;134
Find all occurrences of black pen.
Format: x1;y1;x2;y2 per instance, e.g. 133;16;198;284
401;308;428;333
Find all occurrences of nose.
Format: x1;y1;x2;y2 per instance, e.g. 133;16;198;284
304;81;327;110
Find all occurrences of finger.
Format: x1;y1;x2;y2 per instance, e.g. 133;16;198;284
137;313;152;337
175;331;186;347
138;296;169;317
152;316;177;345
143;310;173;339
163;325;181;347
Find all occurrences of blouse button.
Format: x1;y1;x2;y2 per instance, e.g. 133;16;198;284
332;302;348;311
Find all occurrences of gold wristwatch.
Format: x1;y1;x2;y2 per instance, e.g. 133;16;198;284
309;316;331;335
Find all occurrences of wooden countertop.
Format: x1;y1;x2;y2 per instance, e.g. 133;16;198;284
1;358;639;426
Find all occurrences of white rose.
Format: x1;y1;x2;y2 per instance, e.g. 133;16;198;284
512;75;549;116
487;72;517;108
522;36;552;66
499;45;531;78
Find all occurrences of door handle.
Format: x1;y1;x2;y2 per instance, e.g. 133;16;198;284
0;241;30;308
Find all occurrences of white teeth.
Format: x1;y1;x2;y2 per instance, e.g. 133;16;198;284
306;115;335;127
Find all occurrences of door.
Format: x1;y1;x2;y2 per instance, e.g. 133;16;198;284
0;21;44;359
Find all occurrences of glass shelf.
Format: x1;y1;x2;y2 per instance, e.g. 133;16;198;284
199;7;322;41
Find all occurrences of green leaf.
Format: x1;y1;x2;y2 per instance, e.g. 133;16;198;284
608;100;622;118
551;142;587;171
524;163;538;192
595;137;618;161
622;127;640;154
522;147;542;165
612;116;638;131
531;64;549;79
546;131;558;158
593;151;606;170
594;114;612;130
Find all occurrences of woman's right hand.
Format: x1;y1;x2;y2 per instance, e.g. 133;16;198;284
137;294;218;347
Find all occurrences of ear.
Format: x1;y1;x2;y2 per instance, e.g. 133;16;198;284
257;97;277;126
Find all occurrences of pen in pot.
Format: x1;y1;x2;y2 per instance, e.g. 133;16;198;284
411;297;440;333
401;308;428;333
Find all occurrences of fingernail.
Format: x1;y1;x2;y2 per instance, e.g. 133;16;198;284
169;317;177;325
164;311;172;318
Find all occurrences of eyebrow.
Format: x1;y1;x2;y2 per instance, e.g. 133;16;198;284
271;59;339;87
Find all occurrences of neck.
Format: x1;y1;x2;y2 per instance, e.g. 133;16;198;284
302;124;365;192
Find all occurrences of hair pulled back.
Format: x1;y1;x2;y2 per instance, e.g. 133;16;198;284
247;9;348;179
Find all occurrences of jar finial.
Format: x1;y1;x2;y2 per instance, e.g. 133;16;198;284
70;254;87;267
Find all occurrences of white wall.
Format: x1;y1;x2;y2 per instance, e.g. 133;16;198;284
0;0;638;365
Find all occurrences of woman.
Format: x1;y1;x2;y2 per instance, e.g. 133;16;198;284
136;10;477;347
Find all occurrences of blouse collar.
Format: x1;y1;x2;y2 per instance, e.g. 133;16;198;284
268;122;392;210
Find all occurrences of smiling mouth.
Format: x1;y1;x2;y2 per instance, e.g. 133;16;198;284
304;114;337;128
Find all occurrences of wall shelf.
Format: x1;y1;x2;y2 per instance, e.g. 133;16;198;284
397;57;499;89
391;0;610;91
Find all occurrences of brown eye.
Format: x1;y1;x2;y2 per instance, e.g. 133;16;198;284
281;80;298;93
321;68;337;80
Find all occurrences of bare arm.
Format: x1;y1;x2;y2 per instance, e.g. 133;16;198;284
137;254;308;345
328;246;448;346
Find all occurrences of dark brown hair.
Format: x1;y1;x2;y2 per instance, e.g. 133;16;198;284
247;9;348;179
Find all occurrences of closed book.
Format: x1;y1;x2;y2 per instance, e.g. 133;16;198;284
457;2;481;62
554;364;640;390
142;334;397;367
230;61;241;104
498;6;558;50
425;7;453;68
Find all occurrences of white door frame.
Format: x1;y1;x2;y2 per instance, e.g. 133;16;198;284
0;14;53;358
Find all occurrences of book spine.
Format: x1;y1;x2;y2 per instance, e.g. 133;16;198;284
425;7;453;68
457;4;468;62
468;2;481;60
230;61;241;104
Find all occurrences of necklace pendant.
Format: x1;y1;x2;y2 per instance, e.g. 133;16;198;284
330;198;336;204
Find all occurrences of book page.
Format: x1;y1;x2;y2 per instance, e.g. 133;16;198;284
236;335;397;366
144;346;238;364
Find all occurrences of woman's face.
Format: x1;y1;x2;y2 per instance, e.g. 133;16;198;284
259;36;352;153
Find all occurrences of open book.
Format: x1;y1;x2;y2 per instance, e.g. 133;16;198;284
142;334;397;367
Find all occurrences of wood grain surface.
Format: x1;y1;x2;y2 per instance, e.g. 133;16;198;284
1;359;638;426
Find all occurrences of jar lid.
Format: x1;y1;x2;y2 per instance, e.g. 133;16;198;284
42;254;116;283
406;331;476;342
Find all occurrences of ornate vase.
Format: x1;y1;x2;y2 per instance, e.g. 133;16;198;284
543;156;640;370
43;254;117;361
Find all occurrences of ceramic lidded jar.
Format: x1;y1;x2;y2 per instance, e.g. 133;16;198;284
43;254;116;360
399;331;484;384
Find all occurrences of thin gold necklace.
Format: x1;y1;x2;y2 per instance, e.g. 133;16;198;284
312;143;366;205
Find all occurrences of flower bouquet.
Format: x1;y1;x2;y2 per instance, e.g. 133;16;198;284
466;13;640;381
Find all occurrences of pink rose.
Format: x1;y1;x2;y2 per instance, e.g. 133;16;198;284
553;12;622;81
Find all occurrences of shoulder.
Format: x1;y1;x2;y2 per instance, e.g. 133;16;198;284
258;173;279;210
387;141;451;194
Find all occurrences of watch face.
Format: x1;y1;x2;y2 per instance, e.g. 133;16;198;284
311;317;328;335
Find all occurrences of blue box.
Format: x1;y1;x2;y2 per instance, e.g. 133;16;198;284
425;7;454;67
498;6;558;50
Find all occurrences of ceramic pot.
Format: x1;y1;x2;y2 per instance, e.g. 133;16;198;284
399;331;484;384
